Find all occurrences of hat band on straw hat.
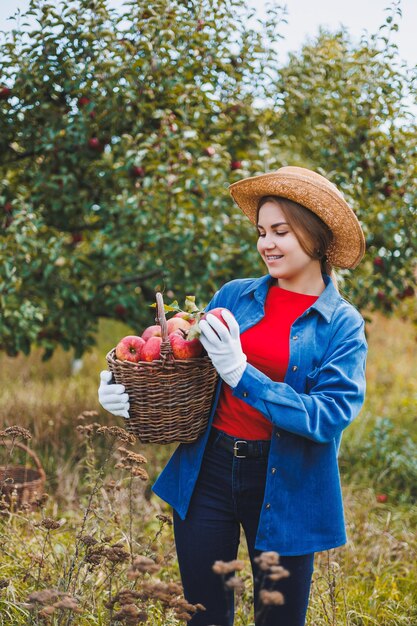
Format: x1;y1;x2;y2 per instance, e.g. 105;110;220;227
229;166;365;269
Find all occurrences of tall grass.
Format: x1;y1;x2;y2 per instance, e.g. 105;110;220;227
0;312;416;624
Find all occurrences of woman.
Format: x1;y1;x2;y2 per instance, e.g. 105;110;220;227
98;166;368;626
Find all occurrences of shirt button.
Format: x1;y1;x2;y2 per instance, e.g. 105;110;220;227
271;467;277;474
292;365;298;372
242;391;249;398
266;503;271;509
292;335;299;340
275;432;281;438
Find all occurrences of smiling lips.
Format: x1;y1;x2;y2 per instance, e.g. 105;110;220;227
266;255;283;262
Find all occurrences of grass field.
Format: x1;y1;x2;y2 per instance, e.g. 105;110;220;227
1;310;416;625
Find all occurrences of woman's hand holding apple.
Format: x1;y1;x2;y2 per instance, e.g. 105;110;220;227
100;297;231;419
199;309;247;388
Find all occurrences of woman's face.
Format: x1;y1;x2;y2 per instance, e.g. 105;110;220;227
256;201;322;289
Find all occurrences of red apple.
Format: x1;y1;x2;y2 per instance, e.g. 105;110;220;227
114;304;127;319
0;87;11;100
199;307;234;338
376;494;388;503
141;336;162;361
115;335;145;362
231;160;242;170
382;184;393;198
166;317;191;334
205;146;216;157
173;311;196;325
78;96;91;107
131;165;145;177
88;137;103;152
201;307;232;328
71;232;83;245
398;285;415;300
169;331;203;359
141;325;162;342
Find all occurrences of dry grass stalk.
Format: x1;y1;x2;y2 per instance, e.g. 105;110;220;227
26;588;81;615
0;426;32;440
104;544;130;563
127;555;161;577
259;589;285;605
96;425;136;445
113;604;148;624
212;559;245;574
36;517;64;530
225;575;245;593
254;551;280;570
155;513;172;525
108;582;205;623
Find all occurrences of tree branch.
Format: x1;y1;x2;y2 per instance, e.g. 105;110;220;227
96;269;163;289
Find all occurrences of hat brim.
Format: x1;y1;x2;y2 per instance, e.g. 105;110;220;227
229;170;365;269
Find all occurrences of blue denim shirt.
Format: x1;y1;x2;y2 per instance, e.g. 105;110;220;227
152;274;367;555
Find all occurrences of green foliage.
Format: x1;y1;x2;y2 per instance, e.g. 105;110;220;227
269;4;417;310
1;0;416;358
0;0;274;358
340;417;417;503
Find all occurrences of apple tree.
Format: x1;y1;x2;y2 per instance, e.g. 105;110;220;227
1;0;416;360
266;7;417;315
0;0;283;357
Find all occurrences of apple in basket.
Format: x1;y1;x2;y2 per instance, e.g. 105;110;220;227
169;330;203;359
141;324;162;342
172;311;197;325
166;317;191;334
141;336;163;361
115;335;145;362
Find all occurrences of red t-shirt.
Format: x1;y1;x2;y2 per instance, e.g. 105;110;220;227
212;285;318;439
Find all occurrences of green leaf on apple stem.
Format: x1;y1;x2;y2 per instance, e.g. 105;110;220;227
149;301;180;312
184;295;200;313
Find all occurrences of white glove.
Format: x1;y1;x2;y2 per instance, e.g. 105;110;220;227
199;310;247;388
98;370;130;419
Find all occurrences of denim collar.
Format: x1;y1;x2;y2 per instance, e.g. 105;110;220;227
240;274;341;323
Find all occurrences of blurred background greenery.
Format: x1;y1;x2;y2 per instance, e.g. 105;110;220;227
1;0;416;359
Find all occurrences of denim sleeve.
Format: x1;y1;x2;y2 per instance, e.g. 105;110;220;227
233;319;367;443
204;290;221;311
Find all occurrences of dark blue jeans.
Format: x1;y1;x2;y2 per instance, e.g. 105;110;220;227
173;430;314;626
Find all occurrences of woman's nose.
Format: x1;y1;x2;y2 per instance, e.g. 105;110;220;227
262;234;276;248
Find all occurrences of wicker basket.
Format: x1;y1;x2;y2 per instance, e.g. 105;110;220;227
106;292;218;444
0;441;46;508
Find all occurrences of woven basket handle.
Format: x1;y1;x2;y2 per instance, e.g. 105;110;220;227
0;440;46;481
155;292;174;363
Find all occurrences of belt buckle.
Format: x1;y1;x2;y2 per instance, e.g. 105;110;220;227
233;440;248;458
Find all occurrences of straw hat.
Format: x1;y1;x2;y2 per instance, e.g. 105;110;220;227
229;166;365;269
